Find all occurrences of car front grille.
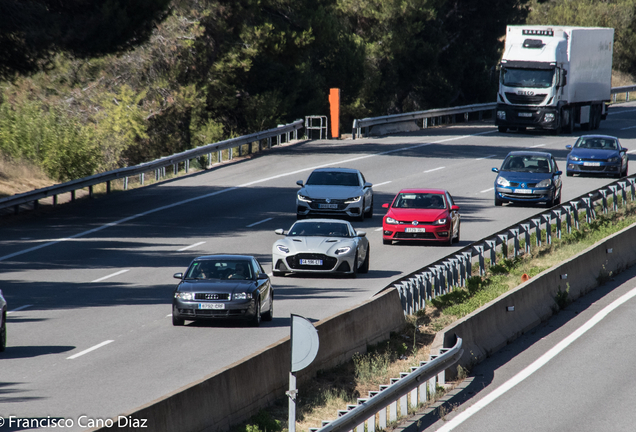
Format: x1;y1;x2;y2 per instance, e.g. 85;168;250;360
394;232;436;239
308;198;347;210
507;182;538;188
505;93;547;105
194;293;230;300
286;253;338;270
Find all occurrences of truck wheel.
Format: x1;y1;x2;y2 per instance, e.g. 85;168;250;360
498;126;508;133
563;108;574;134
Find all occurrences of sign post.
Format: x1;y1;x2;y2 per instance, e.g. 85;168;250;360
287;314;320;432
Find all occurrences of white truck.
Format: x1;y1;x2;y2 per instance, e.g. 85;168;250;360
495;25;614;134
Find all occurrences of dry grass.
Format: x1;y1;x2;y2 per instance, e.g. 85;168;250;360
0;157;55;198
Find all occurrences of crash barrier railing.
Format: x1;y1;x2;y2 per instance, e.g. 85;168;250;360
305;115;329;140
385;177;636;316
352;85;636;139
351;102;497;139
0;120;304;216
310;338;463;432
612;85;636;102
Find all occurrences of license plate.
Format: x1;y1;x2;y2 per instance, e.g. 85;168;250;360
518;112;532;117
405;228;426;233
300;259;323;265
584;162;601;167
514;189;533;194
199;303;224;310
319;204;338;209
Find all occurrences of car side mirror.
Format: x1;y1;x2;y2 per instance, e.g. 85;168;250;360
382;203;389;208
274;228;284;235
566;145;572;150
296;180;304;187
257;273;269;280
173;272;183;279
356;230;367;237
492;167;499;173
364;182;373;188
555;170;563;176
621;148;628;153
451;205;460;211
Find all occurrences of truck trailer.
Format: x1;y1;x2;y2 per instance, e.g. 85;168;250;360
495;25;614;134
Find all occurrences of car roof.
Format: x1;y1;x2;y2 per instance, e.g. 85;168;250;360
310;167;360;174
505;151;553;158
294;218;351;224
194;255;254;261
397;188;448;195
578;134;618;140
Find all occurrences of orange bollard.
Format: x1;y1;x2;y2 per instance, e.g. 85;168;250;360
521;273;530;282
329;88;340;139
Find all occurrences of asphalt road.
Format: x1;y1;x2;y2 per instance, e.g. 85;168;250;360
1;103;635;430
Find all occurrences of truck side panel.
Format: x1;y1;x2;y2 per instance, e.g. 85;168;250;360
567;28;613;104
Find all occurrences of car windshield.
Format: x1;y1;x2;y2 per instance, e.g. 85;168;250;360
185;260;253;280
393;193;446;209
574;138;617;150
288;221;351;237
306;171;360;187
502;155;551;173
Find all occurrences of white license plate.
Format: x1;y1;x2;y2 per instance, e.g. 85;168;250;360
300;259;323;265
319;204;338;209
405;228;427;233
584;162;601;167
199;303;224;310
514;189;533;194
518;112;533;117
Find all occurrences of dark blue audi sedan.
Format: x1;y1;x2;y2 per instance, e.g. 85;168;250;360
492;151;563;207
565;135;629;178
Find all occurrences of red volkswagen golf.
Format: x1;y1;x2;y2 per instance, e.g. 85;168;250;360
382;189;461;245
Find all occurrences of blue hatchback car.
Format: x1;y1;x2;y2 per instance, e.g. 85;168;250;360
492;151;563;207
565;135;628;178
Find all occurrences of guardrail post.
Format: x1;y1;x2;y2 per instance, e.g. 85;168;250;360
520;223;530;254
498;234;508;259
509;228;519;257
544;214;551;245
531;218;541;247
124;177;129;190
89;185;93;198
609;185;618;211
425;272;433;300
485;240;496;267
405;281;414;315
71;190;76;201
628;178;636;201
581;197;592;222
106;181;111;194
599;190;608;213
571;201;580;230
553;210;562;239
140;173;144;185
398;285;407;313
155;169;160;182
173;163;178;175
53;195;58;206
618;181;627;207
474;245;485;276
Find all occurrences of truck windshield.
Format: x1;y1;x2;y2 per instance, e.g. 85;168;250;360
501;67;554;88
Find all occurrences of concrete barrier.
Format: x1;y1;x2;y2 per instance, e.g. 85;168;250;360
91;288;405;432
432;222;636;377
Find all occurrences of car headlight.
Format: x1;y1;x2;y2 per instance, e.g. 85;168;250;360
233;292;251;300
497;110;506;120
385;216;398;224
569;155;581;161
608;157;619;163
334;246;351;255
496;176;510;187
276;244;290;254
433;218;447;226
344;196;361;203
544;113;555;122
175;292;194;300
297;194;312;203
536;179;552;188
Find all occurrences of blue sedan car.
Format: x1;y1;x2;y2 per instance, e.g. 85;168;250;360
565;135;629;178
493;151;563;207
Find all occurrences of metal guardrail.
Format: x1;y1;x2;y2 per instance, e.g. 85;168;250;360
0;120;304;215
312;337;463;432
384;177;636;316
352;85;636;139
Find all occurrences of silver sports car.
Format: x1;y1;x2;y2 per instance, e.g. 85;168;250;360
272;219;370;277
296;167;374;221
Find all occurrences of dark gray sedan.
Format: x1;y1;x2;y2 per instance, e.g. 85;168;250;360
172;255;273;327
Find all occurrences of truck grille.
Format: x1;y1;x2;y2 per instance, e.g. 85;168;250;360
505;93;547;105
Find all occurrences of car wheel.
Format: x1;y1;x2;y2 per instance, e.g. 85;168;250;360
357;200;365;222
383;238;391;245
359;246;370;274
554;190;561;206
172;314;184;326
454;224;461;244
250;299;261;327
272;270;284;277
498;126;508;133
623;161;629;177
495;196;503;206
262;294;273;321
349;253;358;278
364;198;374;218
566;170;573;177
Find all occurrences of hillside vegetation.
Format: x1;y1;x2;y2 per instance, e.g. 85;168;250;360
1;0;635;186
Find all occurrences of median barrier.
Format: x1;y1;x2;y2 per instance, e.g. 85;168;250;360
90;287;405;432
432;221;636;378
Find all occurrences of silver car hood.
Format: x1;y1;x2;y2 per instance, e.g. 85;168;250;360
300;185;362;199
277;236;354;254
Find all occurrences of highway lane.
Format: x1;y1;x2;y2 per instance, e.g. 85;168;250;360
1;104;635;429
420;256;636;432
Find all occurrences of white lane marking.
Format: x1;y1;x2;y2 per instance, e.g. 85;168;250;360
436;286;636;432
375;227;383;232
374;181;392;187
67;340;114;360
424;167;445;173
8;304;33;314
480;187;494;193
620;125;636;130
246;217;273;228
177;241;206;251
476;155;496;160
0;130;496;262
627;149;636;154
528;143;546;148
91;269;129;283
